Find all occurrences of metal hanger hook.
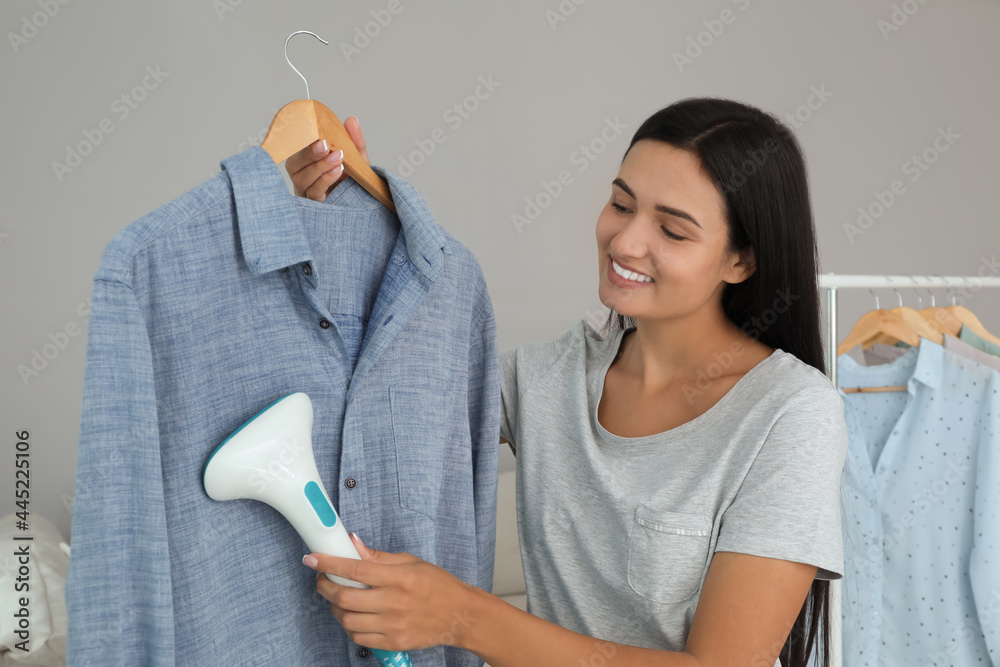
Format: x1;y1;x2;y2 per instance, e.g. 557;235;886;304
907;276;923;309
893;288;903;308
284;30;328;100
868;287;880;310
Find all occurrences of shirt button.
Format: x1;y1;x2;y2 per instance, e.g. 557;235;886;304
357;647;370;658
345;477;357;489
319;318;331;329
302;263;313;276
393;254;405;265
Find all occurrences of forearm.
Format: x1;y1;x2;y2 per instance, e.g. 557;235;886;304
455;584;701;667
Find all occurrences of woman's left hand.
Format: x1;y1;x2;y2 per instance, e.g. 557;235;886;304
303;533;479;653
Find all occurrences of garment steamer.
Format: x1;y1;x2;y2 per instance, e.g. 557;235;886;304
203;392;413;667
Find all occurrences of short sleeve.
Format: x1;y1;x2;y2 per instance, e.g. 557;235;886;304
498;346;518;456
714;387;849;580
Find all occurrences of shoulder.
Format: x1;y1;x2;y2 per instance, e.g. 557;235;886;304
95;172;231;286
755;349;845;414
748;351;849;463
499;318;611;396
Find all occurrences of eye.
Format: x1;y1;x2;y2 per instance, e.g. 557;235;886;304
661;226;686;241
610;201;629;213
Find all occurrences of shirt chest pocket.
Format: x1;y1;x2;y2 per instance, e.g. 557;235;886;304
389;386;453;518
627;504;714;604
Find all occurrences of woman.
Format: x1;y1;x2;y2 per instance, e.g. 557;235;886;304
288;97;849;667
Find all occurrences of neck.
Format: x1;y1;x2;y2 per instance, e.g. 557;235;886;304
619;305;750;392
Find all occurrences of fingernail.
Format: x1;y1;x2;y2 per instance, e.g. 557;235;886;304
325;149;343;163
303;554;318;568
350;532;363;545
313;140;328;155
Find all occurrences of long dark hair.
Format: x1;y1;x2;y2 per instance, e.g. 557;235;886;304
601;97;830;667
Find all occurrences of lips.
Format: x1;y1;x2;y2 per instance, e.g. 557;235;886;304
607;255;654;288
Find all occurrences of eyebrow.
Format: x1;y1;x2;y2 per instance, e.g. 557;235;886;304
612;178;703;229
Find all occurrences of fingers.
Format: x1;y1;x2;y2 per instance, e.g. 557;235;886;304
343;116;370;166
285;139;345;202
284;139;333;179
316;571;394;613
305;553;396;587
304;161;344;202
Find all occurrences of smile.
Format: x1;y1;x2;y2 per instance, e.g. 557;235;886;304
610;258;653;283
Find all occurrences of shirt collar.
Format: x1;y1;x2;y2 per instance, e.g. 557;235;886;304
838;337;943;392
910;338;943;390
219;145;449;282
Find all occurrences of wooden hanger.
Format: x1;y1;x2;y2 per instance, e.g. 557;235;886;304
836;310;920;357
947;305;1000;347
917;305;963;337
838;290;919;394
260;31;395;214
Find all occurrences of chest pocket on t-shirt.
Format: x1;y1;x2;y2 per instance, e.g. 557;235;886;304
627;504;713;604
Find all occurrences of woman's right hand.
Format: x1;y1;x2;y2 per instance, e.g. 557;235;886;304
285;116;370;202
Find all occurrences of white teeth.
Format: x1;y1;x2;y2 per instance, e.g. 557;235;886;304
612;259;653;283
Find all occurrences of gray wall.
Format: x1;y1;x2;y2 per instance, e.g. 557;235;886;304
2;0;999;543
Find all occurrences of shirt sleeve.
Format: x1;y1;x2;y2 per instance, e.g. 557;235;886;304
714;387;849;580
970;372;1000;659
467;286;501;595
65;278;176;664
498;345;518;456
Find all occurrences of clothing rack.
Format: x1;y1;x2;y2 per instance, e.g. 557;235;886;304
817;272;1000;667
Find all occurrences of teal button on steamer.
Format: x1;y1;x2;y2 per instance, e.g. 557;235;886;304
203;392;413;667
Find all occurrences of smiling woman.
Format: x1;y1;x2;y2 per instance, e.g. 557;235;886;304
286;97;847;667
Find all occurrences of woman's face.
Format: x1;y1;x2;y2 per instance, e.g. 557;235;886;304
595;139;751;323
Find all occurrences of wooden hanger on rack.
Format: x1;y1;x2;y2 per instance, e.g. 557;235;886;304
866;289;946;347
947;305;1000;347
260;30;396;214
838;289;922;394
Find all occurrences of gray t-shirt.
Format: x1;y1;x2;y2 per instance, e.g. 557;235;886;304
498;319;848;653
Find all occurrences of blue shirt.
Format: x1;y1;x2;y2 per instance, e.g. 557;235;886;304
837;340;1000;666
65;146;500;666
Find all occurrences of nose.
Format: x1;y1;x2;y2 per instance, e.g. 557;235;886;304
609;215;651;261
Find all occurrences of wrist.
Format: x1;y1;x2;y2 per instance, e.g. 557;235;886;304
450;582;491;652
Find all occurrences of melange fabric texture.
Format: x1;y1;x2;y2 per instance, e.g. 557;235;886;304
497;319;848;656
65;145;500;667
837;341;1000;667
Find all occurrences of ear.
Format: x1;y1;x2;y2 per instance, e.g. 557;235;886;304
726;245;756;284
